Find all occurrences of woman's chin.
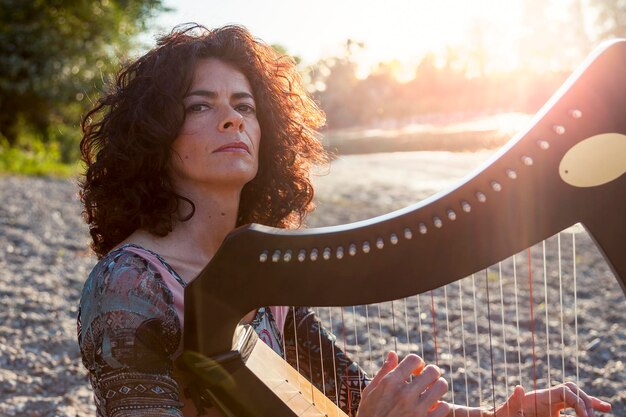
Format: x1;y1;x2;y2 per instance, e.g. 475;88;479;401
202;170;258;189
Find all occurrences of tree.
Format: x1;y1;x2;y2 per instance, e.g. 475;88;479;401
0;0;165;154
590;0;626;39
271;43;302;66
517;0;562;71
308;39;363;128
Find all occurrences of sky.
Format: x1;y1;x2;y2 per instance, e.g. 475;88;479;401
147;0;579;78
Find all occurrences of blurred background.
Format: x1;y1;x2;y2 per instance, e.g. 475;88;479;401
0;0;625;173
1;3;626;416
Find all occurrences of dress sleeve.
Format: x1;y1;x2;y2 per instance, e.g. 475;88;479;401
77;251;184;417
283;306;370;416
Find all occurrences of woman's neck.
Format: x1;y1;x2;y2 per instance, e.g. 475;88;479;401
121;186;244;282
175;186;241;250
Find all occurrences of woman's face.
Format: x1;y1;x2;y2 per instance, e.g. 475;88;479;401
170;58;261;192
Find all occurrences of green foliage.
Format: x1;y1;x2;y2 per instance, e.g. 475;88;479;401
0;136;82;177
0;0;166;171
271;43;301;65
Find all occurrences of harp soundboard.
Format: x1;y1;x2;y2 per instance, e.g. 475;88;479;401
182;40;626;416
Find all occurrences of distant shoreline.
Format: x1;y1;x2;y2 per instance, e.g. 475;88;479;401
322;112;532;155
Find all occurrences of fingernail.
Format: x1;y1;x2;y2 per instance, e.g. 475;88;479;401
385;351;393;363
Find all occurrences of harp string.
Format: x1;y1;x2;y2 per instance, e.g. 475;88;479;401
558;234;566;389
458;279;471;410
484;268;498;413
403;297;411;357
527;247;539;415
573;231;581;405
512;254;523;386
430;290;439;365
288;305;303;399
471;273;484;409
339;306;353;416
304;311;316;407
443;285;456;416
498;262;510;416
364;305;373;374
417;293;425;359
328;306;340;409
377;303;384;365
280;230;621;415
391;301;398;354
352;305;364;401
314;307;329;415
542;241;552;411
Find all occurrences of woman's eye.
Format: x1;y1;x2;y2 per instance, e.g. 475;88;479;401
186;103;209;112
236;104;256;114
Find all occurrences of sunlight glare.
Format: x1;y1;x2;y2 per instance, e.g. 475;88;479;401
305;0;533;78
157;0;577;76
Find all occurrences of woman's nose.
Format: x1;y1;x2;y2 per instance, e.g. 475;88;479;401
219;109;245;132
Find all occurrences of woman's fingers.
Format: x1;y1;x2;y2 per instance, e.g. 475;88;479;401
561;382;612;416
357;352;447;417
494;385;525;417
388;353;425;384
364;351;399;394
517;384;612;417
416;376;448;414
388;358;448;415
384;354;447;414
428;401;451;417
589;396;612;413
562;383;593;417
406;364;444;394
557;385;593;417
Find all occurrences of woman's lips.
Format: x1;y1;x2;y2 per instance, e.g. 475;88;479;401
213;142;250;154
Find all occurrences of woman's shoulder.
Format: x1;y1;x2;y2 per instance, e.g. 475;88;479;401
78;244;186;326
77;245;185;408
85;244;185;291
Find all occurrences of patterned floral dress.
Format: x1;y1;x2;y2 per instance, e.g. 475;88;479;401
77;244;369;416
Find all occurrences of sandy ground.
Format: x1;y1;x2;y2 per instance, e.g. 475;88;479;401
0;150;624;416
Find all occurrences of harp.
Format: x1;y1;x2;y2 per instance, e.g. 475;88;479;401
182;39;626;416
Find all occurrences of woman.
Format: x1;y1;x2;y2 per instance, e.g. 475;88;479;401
77;24;611;417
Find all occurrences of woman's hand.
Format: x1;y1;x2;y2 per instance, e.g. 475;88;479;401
493;383;612;417
356;351;450;417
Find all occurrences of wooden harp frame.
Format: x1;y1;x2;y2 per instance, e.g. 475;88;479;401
182;40;626;416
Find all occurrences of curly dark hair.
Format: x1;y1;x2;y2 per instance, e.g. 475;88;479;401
80;24;327;258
